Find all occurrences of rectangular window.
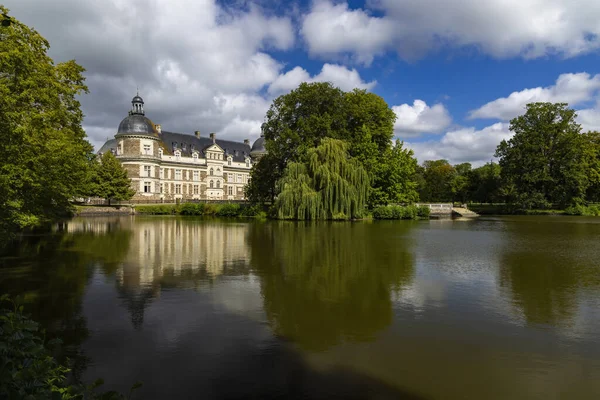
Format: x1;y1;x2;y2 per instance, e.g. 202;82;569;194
175;184;181;194
143;144;151;155
160;168;164;179
193;171;199;181
228;173;233;182
175;169;182;180
193;185;199;195
237;174;242;183
144;165;152;177
159;183;163;193
143;181;151;193
228;186;233;195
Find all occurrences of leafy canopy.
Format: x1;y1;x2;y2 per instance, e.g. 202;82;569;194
90;152;135;204
0;6;94;238
495;102;589;208
251;82;418;209
275;138;369;220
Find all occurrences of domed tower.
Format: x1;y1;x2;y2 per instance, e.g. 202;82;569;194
114;94;161;199
250;134;267;161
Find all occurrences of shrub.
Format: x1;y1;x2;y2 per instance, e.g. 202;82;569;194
216;203;241;217
135;205;176;215
417;205;430;218
203;203;218;216
372;205;428;220
179;203;205;215
0;295;140;399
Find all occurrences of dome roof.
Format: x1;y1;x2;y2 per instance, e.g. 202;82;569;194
250;136;266;155
117;114;156;135
132;95;144;104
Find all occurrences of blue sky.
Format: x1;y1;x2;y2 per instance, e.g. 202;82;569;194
5;0;600;165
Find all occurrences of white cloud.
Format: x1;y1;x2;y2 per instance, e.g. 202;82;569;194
302;0;600;63
469;73;600;120
392;100;452;138
577;101;600;132
268;63;376;95
301;0;395;65
5;0;298;148
405;123;512;166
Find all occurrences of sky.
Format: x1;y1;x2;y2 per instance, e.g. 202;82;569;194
5;0;600;166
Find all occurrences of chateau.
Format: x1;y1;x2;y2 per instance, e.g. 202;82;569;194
98;95;266;201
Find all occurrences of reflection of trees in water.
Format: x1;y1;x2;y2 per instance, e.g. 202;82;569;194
498;219;600;326
0;218;134;380
249;221;416;351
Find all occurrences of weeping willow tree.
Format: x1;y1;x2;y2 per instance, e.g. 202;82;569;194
275;138;369;220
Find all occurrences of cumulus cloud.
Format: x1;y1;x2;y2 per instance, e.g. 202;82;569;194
5;0;300;150
405;123;512;166
268;63;376;95
577;101;600;132
469;73;600;120
302;0;600;63
392;100;452;138
301;1;395;65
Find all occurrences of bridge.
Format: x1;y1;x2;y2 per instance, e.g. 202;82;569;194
416;203;479;217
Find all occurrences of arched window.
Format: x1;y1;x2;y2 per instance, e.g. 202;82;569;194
216;168;220;173
216;181;221;189
210;168;214;176
210;180;214;189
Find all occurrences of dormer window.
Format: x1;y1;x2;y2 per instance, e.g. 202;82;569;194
227;156;232;166
174;150;181;159
245;158;250;168
192;152;198;161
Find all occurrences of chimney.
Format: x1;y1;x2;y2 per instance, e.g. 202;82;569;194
210;132;216;143
194;130;200;138
244;139;250;145
155;124;162;133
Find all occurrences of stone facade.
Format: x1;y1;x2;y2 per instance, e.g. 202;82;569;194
98;95;267;202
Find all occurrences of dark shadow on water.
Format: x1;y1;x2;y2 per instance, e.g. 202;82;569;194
211;339;428;400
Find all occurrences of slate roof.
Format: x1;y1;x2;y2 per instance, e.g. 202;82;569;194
117;114;157;136
98;138;117;154
159;131;252;162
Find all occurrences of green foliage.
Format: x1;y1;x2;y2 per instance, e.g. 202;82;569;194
275;139;369;220
495;102;589;209
135;204;176;215
371;205;428;220
0;7;95;239
0;295;141;399
135;202;262;218
468;162;502;203
370;140;419;205
251;82;417;209
564;205;600;216
90;152;136;205
417;160;456;202
216;203;240;217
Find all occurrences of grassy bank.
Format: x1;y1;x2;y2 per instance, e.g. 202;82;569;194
468;203;600;216
372;205;430;220
134;203;266;218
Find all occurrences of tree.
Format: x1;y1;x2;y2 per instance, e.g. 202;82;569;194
90;152;135;205
370;140;419;205
417;160;456;202
495;103;588;208
0;6;94;239
583;131;600;202
253;82;416;208
275;138;369;220
451;163;472;203
469;162;502;203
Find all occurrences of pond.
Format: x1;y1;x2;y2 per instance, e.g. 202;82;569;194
1;216;600;399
